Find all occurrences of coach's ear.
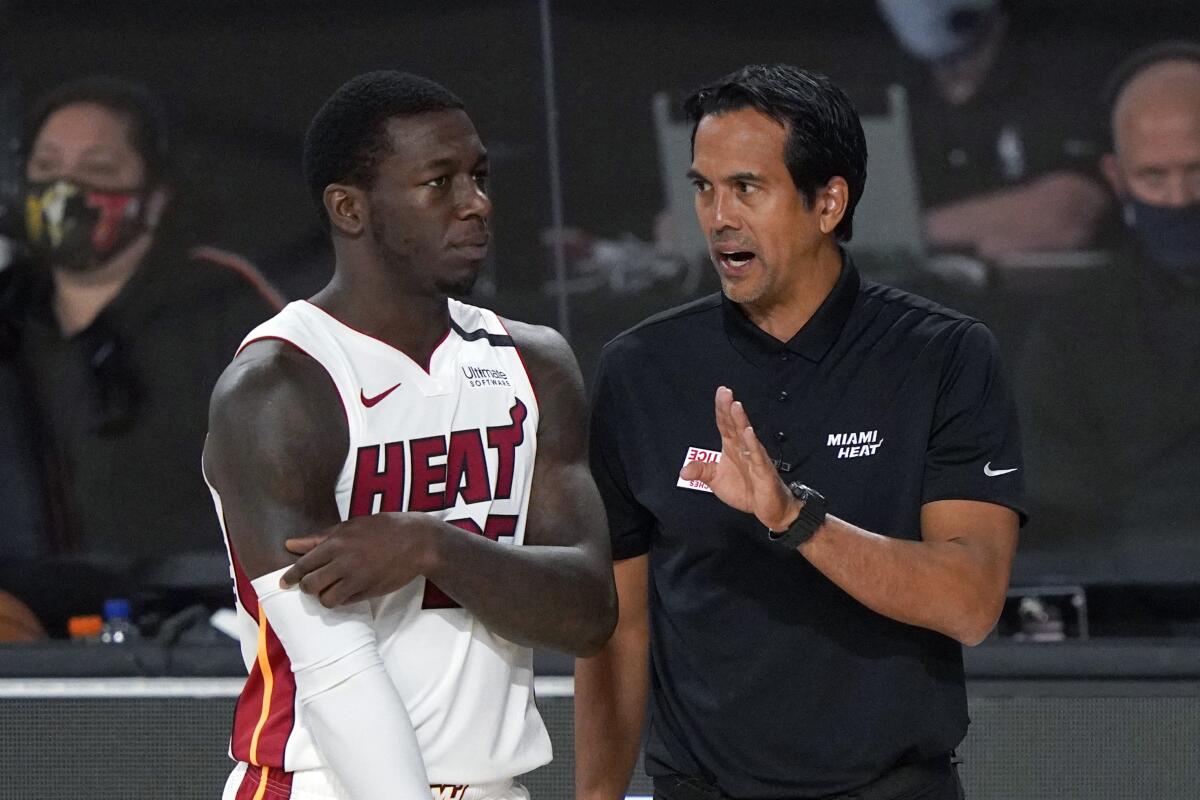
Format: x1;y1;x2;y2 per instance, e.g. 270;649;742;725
325;183;367;237
816;177;848;236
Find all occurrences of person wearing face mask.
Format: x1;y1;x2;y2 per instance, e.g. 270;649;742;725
1015;43;1200;624
0;77;282;634
875;0;1112;260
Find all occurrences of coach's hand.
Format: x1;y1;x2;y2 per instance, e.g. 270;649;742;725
279;514;438;606
679;386;800;532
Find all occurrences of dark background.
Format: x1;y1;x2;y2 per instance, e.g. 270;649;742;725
2;0;1199;601
4;0;1194;298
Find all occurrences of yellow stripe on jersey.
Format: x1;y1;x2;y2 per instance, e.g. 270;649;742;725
249;606;275;766
252;765;270;800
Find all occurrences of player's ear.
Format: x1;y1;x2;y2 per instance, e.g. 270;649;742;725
325;184;368;237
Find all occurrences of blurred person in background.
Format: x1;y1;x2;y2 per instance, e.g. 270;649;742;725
0;77;281;634
1016;42;1200;629
877;0;1111;259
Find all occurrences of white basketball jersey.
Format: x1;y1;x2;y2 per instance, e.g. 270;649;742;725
208;299;552;784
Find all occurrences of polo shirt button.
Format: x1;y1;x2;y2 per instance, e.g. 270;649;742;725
779;353;790;362
776;431;787;442
777;391;788;401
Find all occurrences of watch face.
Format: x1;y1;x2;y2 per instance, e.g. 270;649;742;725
789;483;822;503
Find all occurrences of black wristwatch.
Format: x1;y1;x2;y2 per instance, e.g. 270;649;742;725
767;482;828;549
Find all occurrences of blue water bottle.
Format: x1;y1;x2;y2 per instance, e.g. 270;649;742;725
100;598;137;644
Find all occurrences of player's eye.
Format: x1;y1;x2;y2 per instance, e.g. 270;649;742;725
473;171;489;191
424;176;448;188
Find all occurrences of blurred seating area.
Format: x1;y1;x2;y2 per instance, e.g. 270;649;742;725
0;0;1195;651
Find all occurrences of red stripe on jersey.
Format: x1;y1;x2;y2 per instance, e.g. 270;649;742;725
227;542;298;769
227;537;265;762
233;766;258;800
255;620;299;764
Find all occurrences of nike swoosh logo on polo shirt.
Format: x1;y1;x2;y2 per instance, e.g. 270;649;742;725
983;462;1018;477
360;382;402;408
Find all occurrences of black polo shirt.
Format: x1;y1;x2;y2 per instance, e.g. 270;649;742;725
589;254;1024;798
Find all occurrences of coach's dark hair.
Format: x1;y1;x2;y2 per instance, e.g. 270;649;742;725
25;76;170;185
684;64;867;242
302;70;464;229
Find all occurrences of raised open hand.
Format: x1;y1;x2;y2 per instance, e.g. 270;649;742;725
678;386;798;531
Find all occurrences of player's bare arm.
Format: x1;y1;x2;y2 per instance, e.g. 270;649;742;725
204;340;431;798
575;554;650;800
681;386;1018;646
281;321;618;656
205;341;347;575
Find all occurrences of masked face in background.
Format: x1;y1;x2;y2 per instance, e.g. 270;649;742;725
25;178;149;273
23;101;160;274
877;0;997;64
1102;58;1200;280
1122;198;1200;278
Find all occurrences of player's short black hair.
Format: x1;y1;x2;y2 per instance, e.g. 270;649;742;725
1104;40;1200;112
684;64;867;242
302;70;464;228
25;76;170;185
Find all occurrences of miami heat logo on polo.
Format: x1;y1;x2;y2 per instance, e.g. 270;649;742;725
827;429;883;459
350;397;528;608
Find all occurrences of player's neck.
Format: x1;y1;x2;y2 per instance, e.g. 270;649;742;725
311;269;451;365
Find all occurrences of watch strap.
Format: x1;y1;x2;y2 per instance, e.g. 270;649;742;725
768;483;828;549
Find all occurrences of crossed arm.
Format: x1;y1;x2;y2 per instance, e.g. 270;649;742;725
277;320;618;656
204;340;431;797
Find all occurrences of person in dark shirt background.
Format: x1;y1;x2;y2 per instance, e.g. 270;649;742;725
0;77;282;634
1016;42;1200;626
877;0;1112;259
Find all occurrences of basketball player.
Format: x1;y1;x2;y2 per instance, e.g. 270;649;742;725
204;71;617;800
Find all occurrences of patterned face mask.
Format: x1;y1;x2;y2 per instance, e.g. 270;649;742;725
25;178;148;272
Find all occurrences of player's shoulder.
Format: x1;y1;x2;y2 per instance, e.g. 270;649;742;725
496;316;584;398
498;316;571;358
601;293;723;362
210;337;339;427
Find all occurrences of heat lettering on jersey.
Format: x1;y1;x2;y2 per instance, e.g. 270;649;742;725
486;398;527;500
348;398;527;516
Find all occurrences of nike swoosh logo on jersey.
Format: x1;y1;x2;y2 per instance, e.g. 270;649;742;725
360;382;402;408
984;462;1018;477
